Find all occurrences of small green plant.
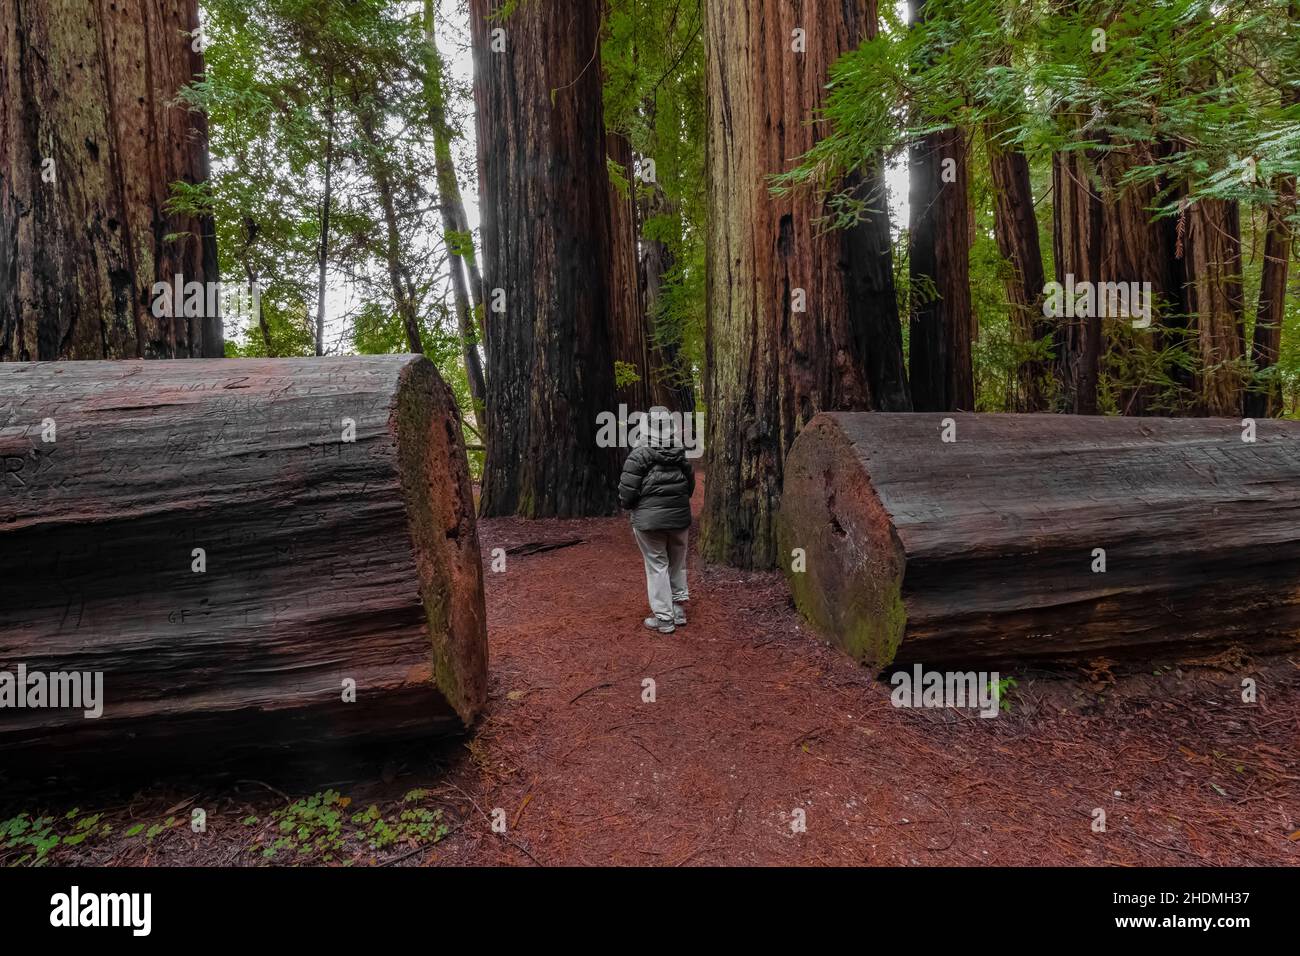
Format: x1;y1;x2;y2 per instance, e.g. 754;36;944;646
263;789;348;862
1;813;60;866
253;789;449;863
991;675;1019;713
2;808;113;866
614;360;642;389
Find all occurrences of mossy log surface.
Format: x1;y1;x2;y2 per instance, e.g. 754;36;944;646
0;356;487;772
779;412;1300;669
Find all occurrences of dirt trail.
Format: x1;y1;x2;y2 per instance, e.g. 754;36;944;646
443;491;1300;866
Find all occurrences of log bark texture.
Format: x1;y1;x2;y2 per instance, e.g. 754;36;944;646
779;412;1300;669
0;0;222;360
0;356;487;768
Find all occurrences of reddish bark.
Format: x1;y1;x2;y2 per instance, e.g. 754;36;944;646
470;0;622;517
0;0;221;359
700;0;908;569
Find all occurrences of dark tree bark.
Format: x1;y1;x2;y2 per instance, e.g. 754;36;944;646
986;125;1050;412
470;0;622;517
780;412;1300;669
1247;175;1296;418
846;158;911;412
0;356;487;770
1051;146;1104;413
0;0;221;360
1184;198;1245;416
909;125;974;411
606;131;653;412
907;0;973;413
700;0;907;570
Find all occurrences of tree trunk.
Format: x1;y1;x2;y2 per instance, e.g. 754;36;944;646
700;0;905;570
780;412;1300;669
909;125;974;411
470;0;622;517
606;131;653;412
0;356;487;770
1098;144;1185;415
1051;146;1104;413
1247;177;1296;418
1184;198;1245;416
908;0;973;413
0;0;221;360
846;158;911;411
986;125;1050;412
424;0;487;419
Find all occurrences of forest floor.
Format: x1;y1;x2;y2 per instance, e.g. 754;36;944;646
6;481;1299;866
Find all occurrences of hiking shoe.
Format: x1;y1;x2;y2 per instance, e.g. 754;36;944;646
672;604;687;626
643;616;676;634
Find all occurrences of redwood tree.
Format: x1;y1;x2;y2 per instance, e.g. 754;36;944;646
0;0;221;360
470;0;622;517
1247;172;1297;418
987;126;1050;412
700;0;908;570
1097;144;1187;416
907;0;973;412
607;131;654;412
1051;144;1104;414
909;123;974;411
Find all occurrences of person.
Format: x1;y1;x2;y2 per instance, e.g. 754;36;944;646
617;407;694;634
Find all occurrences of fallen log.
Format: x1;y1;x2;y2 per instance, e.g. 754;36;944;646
778;412;1300;669
0;356;487;773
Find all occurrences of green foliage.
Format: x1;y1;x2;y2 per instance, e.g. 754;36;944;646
992;675;1018;713
779;0;1300;412
603;0;707;398
256;789;448;863
1;809;114;866
614;359;642;389
263;789;349;861
184;0;485;451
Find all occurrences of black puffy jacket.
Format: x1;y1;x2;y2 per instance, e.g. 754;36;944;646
618;443;695;531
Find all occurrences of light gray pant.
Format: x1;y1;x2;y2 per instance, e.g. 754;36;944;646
633;527;690;620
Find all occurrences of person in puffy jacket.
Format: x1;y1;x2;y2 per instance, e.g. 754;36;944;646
618;406;695;634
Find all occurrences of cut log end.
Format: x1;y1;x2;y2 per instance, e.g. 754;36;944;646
778;415;907;669
392;357;487;726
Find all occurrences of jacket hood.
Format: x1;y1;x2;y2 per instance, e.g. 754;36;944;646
649;444;686;465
